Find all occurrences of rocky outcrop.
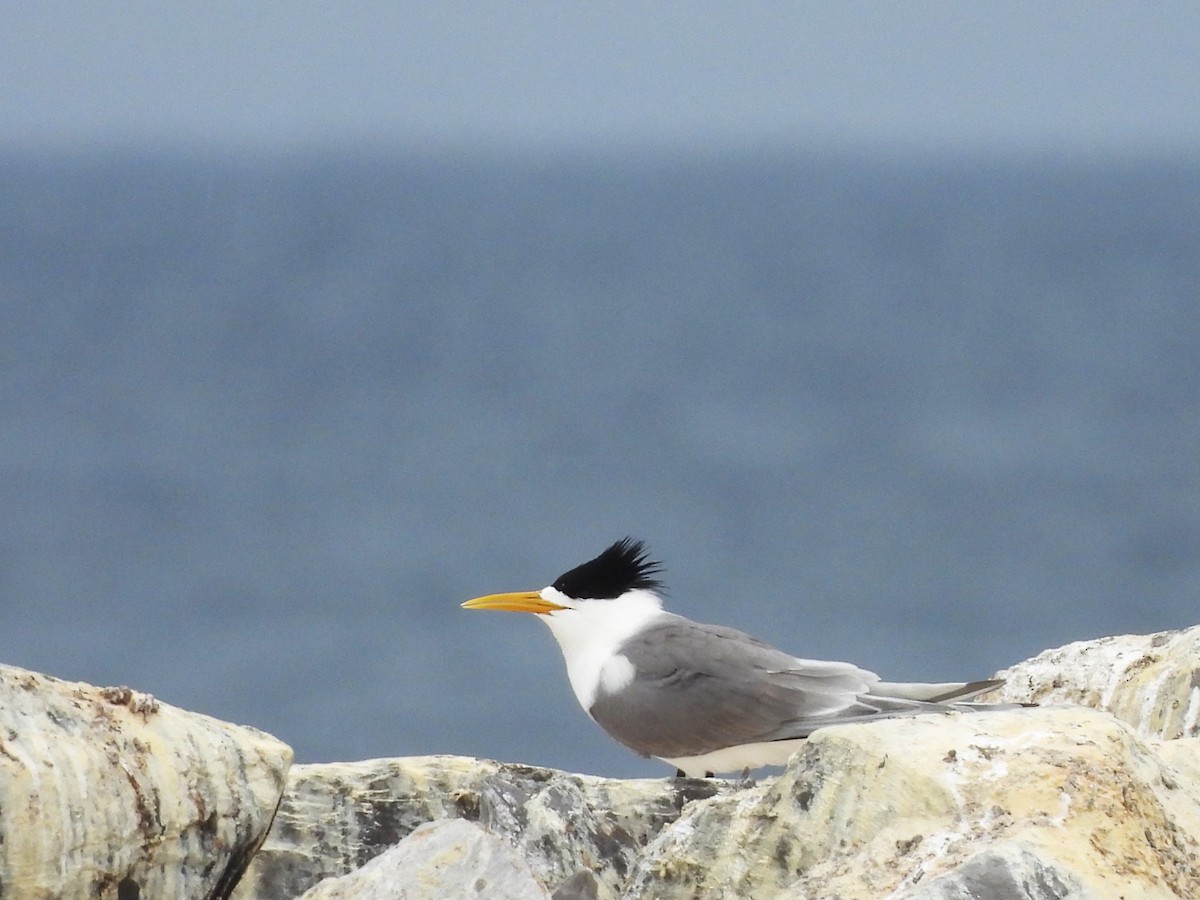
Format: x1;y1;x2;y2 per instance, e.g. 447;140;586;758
989;625;1200;739
0;664;292;900
622;705;1200;898
7;626;1200;898
236;625;1200;899
231;755;729;900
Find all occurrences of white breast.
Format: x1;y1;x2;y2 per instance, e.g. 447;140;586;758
537;588;667;711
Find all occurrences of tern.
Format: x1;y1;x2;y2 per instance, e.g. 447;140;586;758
463;538;1006;777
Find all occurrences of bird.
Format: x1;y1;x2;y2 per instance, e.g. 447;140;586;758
462;538;1007;778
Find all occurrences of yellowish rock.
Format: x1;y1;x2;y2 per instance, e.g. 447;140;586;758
623;706;1200;899
0;664;292;900
991;624;1200;739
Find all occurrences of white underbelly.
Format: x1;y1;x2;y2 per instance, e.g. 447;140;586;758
659;738;808;777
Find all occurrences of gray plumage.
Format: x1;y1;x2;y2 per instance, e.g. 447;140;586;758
588;614;1001;759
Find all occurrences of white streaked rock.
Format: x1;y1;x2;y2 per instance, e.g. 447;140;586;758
238;625;1200;898
988;624;1200;738
232;755;730;900
0;663;292;900
623;706;1200;899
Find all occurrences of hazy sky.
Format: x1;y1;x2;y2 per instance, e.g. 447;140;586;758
5;2;1200;156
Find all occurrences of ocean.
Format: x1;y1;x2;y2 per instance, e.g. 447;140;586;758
2;147;1197;777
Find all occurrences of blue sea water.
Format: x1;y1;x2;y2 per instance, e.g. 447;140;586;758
1;149;1198;777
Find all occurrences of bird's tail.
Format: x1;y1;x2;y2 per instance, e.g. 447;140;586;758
871;678;1005;704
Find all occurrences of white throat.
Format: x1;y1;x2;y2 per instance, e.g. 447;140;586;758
537;587;667;712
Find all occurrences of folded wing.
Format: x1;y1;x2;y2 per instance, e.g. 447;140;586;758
588;615;999;759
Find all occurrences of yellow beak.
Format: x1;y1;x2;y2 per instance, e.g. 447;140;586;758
461;590;567;614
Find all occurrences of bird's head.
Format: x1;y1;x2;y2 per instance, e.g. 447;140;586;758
462;537;665;618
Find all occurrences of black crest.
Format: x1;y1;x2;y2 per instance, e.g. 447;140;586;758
552;538;664;600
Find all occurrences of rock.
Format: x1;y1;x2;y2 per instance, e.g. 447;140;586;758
551;870;602;900
294;819;550;900
231;755;729;900
892;842;1085;900
990;624;1200;739
622;706;1200;899
236;626;1200;899
0;663;292;900
15;629;1197;897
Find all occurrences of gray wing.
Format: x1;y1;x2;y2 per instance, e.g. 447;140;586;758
587;615;888;759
